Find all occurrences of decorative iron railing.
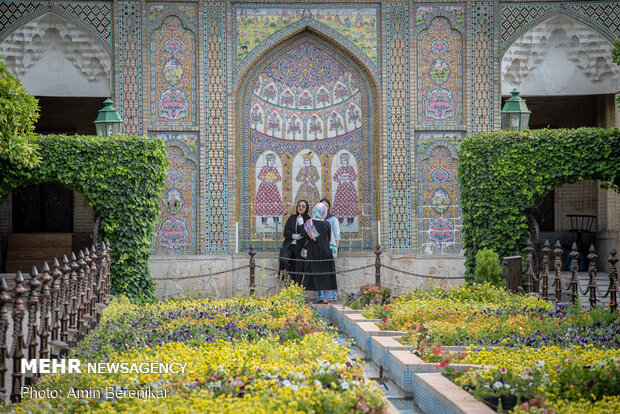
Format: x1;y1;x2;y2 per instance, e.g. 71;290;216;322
0;242;111;402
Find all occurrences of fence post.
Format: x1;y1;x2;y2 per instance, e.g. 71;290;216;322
89;246;99;327
25;267;41;386
0;279;10;398
50;258;62;342
586;245;598;310
60;255;71;345
68;253;79;340
609;248;618;312
81;248;93;335
39;261;52;360
541;240;551;300
76;251;87;342
11;271;27;402
374;245;381;286
502;256;522;292
249;244;256;296
525;239;534;293
569;242;579;305
553;241;563;303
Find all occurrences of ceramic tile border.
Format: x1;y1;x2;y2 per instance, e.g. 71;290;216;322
332;304;490;410
356;321;406;358
370;335;410;374
414;373;496;414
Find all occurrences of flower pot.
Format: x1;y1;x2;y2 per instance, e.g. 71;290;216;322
500;395;517;412
481;395;499;411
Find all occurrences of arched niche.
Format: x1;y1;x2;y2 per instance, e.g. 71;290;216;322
234;29;381;251
418;142;461;255
150;136;198;255
501;14;620;96
0;12;111;96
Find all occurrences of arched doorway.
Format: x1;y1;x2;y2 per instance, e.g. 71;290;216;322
0;12;109;272
501;13;620;269
235;30;380;251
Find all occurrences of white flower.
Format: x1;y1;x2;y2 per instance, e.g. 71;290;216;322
493;381;503;390
314;380;322;388
341;381;350;390
536;360;545;367
282;380;292;387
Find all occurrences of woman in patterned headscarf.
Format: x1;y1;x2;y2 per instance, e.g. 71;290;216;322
297;203;338;303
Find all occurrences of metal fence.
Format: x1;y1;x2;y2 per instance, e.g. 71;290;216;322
518;239;618;312
0;242;112;402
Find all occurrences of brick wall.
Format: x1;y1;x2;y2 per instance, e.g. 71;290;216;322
554;181;598;232
73;192;94;232
0;195;9;233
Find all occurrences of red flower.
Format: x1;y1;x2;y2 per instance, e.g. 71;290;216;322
439;360;449;367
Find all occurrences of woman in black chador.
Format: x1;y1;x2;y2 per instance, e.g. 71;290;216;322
278;200;310;280
298;203;338;302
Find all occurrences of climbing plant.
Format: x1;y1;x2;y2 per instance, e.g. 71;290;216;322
459;127;620;280
0;134;167;303
0;58;40;168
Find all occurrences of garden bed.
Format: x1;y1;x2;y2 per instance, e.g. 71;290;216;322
358;283;620;413
10;285;387;413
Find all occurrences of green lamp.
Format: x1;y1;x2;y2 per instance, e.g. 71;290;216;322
501;89;531;129
94;98;123;136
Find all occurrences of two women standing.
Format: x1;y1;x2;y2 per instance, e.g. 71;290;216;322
279;200;338;303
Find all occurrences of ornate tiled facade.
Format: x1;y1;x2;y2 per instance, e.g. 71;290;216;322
117;1;143;135
149;5;198;126
1;0;618;258
238;34;376;250
150;133;199;254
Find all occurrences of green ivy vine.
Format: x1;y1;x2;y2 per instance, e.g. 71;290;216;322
459;128;620;280
0;134;167;303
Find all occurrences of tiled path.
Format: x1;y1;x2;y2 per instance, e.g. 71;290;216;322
336;334;423;414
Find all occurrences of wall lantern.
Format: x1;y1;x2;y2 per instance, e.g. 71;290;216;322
94;98;123;136
501;88;531;129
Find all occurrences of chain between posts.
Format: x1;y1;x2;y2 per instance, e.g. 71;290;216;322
156;265;250;281
156;243;466;285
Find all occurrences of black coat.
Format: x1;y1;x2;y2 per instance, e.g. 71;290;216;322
279;214;308;272
297;220;337;291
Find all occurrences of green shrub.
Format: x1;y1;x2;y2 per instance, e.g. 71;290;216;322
0;58;40;167
459;128;620;280
0;135;167;303
474;248;503;286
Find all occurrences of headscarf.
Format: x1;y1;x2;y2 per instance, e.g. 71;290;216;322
304;203;328;241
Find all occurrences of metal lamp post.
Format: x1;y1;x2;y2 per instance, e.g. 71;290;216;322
94;98;123;136
501;88;531;129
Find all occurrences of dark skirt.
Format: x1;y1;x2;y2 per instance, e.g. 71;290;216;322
296;220;337;291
